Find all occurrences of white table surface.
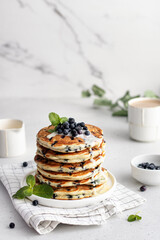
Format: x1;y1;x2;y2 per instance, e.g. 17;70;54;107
0;97;160;240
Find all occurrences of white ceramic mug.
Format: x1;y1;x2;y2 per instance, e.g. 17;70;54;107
0;119;26;157
128;97;160;142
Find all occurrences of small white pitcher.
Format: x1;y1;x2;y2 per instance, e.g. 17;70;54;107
0;119;26;157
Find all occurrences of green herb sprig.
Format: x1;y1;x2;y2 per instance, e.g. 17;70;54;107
127;213;142;222
48;112;68;133
82;85;159;117
12;175;53;199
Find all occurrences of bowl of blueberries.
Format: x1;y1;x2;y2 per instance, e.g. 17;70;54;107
131;154;160;185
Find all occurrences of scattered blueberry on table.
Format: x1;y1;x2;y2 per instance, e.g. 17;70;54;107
9;222;15;229
22;162;28;167
140;185;146;192
138;162;160;170
32;200;38;206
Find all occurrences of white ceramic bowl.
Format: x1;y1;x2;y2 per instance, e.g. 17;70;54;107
131;154;160;185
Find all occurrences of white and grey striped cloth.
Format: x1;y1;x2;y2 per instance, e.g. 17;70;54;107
0;161;146;235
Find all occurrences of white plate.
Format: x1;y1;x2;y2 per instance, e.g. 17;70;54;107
21;170;116;208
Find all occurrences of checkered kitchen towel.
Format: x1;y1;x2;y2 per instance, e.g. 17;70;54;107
0;161;146;235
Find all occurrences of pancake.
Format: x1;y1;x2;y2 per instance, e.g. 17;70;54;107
53;183;108;200
37;165;101;180
35;169;109;200
37;124;103;153
36;141;105;163
35;168;108;188
34;153;105;173
53;172;109;200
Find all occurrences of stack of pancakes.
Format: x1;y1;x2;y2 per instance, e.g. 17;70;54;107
35;124;109;200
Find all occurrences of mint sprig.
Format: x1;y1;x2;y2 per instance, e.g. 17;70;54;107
82;85;160;117
12;175;53;199
127;214;142;222
48;112;68;133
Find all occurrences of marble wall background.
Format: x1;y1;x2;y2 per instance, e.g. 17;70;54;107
0;0;160;99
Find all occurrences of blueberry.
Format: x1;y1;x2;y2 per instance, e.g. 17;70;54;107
148;163;155;170
77;129;82;134
63;129;69;135
60;125;64;130
140;185;146;192
144;162;150;169
32;200;38;206
63;122;69;129
58;128;63;134
69;118;75;123
56;124;61;130
142;162;147;169
9;222;15;229
70;123;75;129
156;166;160;170
75;126;81;131
83;126;88;130
80;122;85;127
72;129;78;137
85;130;90;136
138;164;144;169
23;162;28;167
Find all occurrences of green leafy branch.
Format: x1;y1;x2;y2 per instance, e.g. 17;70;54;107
82;85;159;117
12;175;53;199
48;112;68;133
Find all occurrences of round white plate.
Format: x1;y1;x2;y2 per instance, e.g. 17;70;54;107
21;170;116;208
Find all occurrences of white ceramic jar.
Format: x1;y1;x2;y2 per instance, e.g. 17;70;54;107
128;97;160;142
0;119;26;157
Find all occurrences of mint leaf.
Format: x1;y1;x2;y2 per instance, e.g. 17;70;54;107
127;214;142;222
118;91;140;109
82;90;91;97
24;187;33;196
49;112;60;126
48;129;56;133
48;113;68;129
110;102;118;110
13;186;32;199
135;215;142;221
33;184;53;198
60;117;68;124
92;85;106;97
94;98;112;106
119;90;131;103
26;175;35;188
144;90;159;98
127;215;136;222
112;109;128;117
